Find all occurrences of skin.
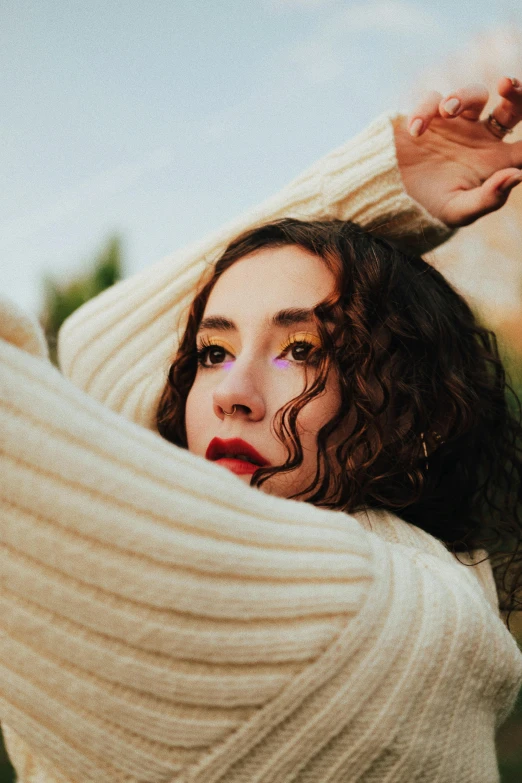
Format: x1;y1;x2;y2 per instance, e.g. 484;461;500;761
185;245;341;498
396;77;522;227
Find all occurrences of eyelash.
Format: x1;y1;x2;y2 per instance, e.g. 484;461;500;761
195;334;321;369
195;337;233;369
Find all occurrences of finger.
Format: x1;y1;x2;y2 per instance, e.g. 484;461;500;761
488;76;522;130
438;83;489;121
508;139;522;168
407;91;443;137
442;168;522;227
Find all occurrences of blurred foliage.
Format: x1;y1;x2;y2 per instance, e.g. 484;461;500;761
40;235;123;365
0;749;13;783
498;631;522;782
493;355;522;781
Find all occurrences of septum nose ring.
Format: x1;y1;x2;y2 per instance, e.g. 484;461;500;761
222;405;236;416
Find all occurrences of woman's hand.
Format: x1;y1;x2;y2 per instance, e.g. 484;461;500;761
394;77;522;227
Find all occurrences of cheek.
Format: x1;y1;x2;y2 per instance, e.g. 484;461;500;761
296;382;341;447
185;380;211;454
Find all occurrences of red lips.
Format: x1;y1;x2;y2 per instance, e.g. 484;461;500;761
206;438;270;476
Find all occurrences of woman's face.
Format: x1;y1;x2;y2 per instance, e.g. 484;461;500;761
185;245;341;498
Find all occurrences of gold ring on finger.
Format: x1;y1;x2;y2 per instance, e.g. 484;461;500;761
485;113;514;139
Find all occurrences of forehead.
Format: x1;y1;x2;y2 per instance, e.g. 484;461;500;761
206;245;336;317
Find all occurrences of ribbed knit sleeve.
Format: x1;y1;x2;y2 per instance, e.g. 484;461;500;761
0;323;371;781
56;112;456;430
1;306;522;783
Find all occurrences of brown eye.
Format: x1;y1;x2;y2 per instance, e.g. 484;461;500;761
290;342;313;361
196;342;233;368
278;331;322;366
207;346;226;365
280;340;321;366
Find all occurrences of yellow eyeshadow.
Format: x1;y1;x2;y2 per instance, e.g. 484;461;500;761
279;332;322;351
197;336;236;355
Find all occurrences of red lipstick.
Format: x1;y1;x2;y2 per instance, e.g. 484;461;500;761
206;438;270;476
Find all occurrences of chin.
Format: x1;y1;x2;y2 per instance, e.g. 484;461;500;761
256;476;301;499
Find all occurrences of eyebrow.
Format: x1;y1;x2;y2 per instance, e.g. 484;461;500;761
198;307;318;333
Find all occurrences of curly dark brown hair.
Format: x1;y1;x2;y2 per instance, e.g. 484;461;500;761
157;218;522;623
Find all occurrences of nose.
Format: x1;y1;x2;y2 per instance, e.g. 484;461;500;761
212;358;266;422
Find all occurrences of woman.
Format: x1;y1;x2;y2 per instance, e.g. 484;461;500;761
156;214;520;547
1;80;522;783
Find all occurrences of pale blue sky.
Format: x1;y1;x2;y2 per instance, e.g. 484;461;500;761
2;0;520;313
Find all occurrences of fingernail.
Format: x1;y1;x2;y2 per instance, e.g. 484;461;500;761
499;173;522;192
409;118;423;137
443;98;461;116
508;76;521;89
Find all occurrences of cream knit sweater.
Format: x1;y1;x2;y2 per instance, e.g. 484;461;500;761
1;113;521;783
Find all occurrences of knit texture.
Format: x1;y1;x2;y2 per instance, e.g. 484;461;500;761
1;112;521;783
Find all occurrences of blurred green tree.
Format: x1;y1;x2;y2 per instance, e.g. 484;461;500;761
40;235;123;365
0;743;14;783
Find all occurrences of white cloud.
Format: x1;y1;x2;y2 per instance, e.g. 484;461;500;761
286;37;345;85
331;0;439;34
264;0;337;11
0;147;175;248
282;1;442;86
410;26;522;101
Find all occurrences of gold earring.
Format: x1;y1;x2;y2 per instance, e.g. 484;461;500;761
420;432;429;471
